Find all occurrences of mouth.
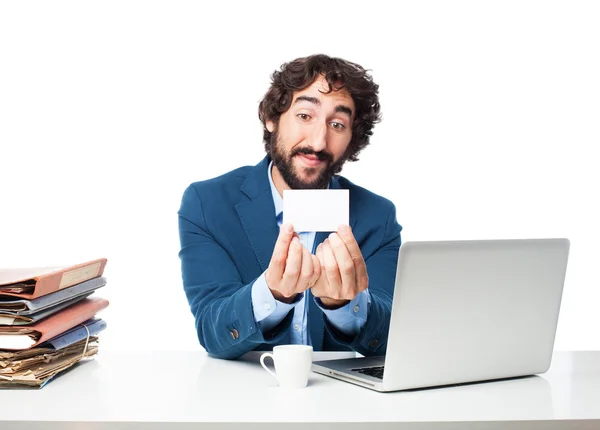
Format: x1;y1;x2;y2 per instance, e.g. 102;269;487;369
295;153;325;168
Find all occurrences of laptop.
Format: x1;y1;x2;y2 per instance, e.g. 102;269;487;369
312;238;570;392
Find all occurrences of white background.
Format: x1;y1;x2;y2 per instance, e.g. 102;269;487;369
1;1;598;352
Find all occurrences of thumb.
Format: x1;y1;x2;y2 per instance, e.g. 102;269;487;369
312;254;321;278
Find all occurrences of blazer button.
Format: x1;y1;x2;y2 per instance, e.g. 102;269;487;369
233;329;239;339
369;339;379;348
229;330;235;339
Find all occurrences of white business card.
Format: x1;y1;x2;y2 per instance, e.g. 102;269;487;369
283;189;349;232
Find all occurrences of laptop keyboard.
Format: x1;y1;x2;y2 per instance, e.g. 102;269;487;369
352;366;384;379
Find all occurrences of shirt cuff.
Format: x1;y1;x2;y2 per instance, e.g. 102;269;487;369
251;272;303;333
314;289;370;337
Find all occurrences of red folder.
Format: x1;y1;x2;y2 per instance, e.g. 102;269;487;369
0;258;107;300
0;297;109;350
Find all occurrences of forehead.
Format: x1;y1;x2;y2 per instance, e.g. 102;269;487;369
292;76;355;110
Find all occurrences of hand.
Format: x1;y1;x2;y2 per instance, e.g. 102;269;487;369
311;225;368;309
265;223;321;304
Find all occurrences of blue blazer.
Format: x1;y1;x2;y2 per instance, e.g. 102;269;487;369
178;156;402;359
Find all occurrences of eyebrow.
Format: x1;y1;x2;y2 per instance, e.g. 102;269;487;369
294;95;353;119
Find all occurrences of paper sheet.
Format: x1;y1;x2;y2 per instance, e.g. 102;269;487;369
283;190;349;232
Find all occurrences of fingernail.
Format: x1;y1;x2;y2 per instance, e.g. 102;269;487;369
339;225;350;235
283;224;293;233
329;232;337;241
292;237;300;244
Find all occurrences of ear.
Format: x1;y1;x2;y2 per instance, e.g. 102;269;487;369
266;120;275;133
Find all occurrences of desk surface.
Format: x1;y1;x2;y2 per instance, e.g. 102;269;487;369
1;350;599;429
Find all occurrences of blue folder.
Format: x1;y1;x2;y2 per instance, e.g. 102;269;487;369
42;317;107;350
0;276;106;315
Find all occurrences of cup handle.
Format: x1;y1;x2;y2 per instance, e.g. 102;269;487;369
260;352;278;381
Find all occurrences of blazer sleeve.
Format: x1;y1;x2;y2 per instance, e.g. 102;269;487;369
178;184;292;359
323;201;402;356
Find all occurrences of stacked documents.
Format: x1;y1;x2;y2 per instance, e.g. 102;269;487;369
0;259;109;388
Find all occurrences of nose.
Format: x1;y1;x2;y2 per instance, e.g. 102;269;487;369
306;121;327;153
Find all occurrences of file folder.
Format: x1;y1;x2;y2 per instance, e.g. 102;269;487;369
0;258;107;300
0;293;93;326
0;297;109;350
0;337;99;388
0;276;106;315
44;317;106;350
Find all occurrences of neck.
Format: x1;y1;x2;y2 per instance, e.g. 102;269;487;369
270;164;290;198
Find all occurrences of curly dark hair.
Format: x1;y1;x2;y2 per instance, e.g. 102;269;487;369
258;54;381;164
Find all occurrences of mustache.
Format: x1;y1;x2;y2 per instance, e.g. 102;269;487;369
290;147;333;163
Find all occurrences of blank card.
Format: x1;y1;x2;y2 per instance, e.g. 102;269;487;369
283;189;349;232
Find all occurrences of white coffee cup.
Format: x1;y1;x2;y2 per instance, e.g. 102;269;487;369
260;345;313;389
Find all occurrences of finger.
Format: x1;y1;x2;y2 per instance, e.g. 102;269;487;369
336;225;362;261
313;244;325;294
268;223;295;280
281;237;303;295
309;254;321;288
316;242;325;266
328;232;356;296
337;224;368;290
297;246;313;291
323;239;342;298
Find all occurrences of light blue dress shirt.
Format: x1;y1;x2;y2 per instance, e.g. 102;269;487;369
250;162;370;345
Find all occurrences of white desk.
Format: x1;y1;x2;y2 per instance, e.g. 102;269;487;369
1;351;599;429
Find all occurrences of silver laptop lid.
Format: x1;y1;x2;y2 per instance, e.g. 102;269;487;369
383;238;569;391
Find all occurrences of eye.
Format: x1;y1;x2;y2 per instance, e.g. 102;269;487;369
297;113;312;121
331;122;345;131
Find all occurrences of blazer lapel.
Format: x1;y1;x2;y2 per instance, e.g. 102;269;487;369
235;157;279;273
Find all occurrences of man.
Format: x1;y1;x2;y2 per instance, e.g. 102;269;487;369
178;54;402;360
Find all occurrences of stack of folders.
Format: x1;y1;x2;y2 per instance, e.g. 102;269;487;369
0;258;109;388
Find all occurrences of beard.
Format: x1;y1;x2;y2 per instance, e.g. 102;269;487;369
269;128;347;189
